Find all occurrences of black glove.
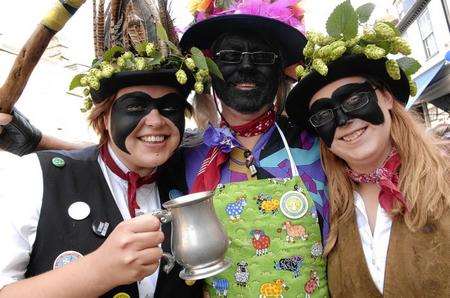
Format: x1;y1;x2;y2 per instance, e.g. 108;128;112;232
0;108;42;156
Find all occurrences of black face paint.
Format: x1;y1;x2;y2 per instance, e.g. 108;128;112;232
211;34;282;114
110;91;186;153
308;82;385;147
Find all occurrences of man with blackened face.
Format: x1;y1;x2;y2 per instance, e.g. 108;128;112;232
211;32;283;114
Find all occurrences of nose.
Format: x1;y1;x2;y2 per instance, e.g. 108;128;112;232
335;108;349;127
240;52;253;70
143;109;165;127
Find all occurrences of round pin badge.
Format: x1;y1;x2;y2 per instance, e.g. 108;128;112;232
53;250;83;269
113;293;131;298
279;191;309;219
68;201;91;220
51;157;65;168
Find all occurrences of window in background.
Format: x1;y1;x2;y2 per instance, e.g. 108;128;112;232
417;8;439;59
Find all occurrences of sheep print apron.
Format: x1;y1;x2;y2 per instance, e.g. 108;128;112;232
206;124;328;298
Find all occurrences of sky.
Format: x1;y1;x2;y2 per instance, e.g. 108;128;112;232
0;0;394;65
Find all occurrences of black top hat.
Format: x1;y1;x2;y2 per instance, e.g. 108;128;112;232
285;54;411;130
180;14;307;67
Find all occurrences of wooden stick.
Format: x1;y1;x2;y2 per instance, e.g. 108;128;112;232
0;25;55;114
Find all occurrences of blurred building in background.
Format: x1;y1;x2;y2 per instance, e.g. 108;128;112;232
393;0;450;127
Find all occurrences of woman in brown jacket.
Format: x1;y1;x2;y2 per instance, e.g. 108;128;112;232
285;2;450;297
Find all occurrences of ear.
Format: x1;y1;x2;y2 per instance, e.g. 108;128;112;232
378;89;394;110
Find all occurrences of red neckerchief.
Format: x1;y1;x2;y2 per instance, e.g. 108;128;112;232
100;144;157;217
346;148;410;213
228;108;276;137
191;108;276;193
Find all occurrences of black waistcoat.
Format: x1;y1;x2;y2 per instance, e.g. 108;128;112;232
25;146;202;298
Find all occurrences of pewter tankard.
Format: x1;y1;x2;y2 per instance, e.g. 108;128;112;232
153;191;231;280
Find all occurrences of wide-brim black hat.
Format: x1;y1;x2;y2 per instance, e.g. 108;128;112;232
90;69;194;104
285;54;410;129
179;14;307;67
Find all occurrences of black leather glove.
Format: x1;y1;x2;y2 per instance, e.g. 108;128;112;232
0;108;42;156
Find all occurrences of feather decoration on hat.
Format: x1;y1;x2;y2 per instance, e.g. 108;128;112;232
144;0;168;57
158;0;179;45
93;0;98;57
96;0;106;58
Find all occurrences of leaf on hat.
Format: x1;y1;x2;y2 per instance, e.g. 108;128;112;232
103;45;125;62
190;47;208;70
136;41;150;57
356;3;375;23
397;57;421;76
326;0;358;40
69;74;84;91
166;40;181;55
156;22;169;42
147;53;163;66
206;57;224;80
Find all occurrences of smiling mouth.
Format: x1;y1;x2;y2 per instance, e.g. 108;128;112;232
234;82;257;90
339;127;367;142
139;135;168;144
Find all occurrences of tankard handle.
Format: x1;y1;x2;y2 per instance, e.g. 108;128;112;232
151;209;175;274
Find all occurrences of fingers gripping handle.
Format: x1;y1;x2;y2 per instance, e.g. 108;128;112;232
152;209;175;273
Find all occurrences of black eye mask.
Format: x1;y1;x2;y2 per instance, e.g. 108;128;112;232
308;82;384;147
110;91;186;153
212;34;282;114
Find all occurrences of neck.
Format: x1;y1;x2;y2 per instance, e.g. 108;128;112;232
221;103;270;126
221;104;270;150
347;141;393;174
108;143;155;177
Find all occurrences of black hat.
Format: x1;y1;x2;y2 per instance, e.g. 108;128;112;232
180;14;307;67
286;54;411;129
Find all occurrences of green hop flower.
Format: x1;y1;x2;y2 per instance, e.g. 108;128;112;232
364;44;386;60
84;97;93;110
295;65;305;79
195;69;210;82
374;22;397;39
329;40;346;50
303;41;315;58
101;65;114;78
117;56;126;68
135;57;147;71
83;88;90;96
392;37;412;55
89;78;100;91
93;69;103;79
408;76;417;96
386;59;401;80
362;29;377;43
312;59;328;76
345;37;360;48
194;81;204;94
145;43;156;56
351;45;364;55
330;46;347;61
185;58;196;71
80;76;88;86
176;69;188;85
316;45;333;58
123;51;134;60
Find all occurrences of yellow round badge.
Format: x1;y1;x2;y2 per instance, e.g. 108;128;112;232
280;191;309;219
113;293;131;298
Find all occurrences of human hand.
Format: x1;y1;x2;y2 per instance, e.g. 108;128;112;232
89;214;164;287
0;109;42;156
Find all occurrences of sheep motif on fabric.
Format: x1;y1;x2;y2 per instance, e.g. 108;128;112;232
310;242;323;260
250;229;271;256
212;278;229;297
234;260;249;287
225;196;247;221
274;255;304;278
256;193;279;214
304;270;320;298
280;221;308;242
259;279;288;298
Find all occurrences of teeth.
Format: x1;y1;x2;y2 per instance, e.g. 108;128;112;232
235;83;256;89
140;135;165;143
341;128;366;142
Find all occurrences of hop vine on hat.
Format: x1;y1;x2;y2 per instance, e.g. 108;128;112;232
295;0;420;97
69;0;223;112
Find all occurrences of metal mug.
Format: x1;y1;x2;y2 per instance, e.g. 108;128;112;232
152;190;231;280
